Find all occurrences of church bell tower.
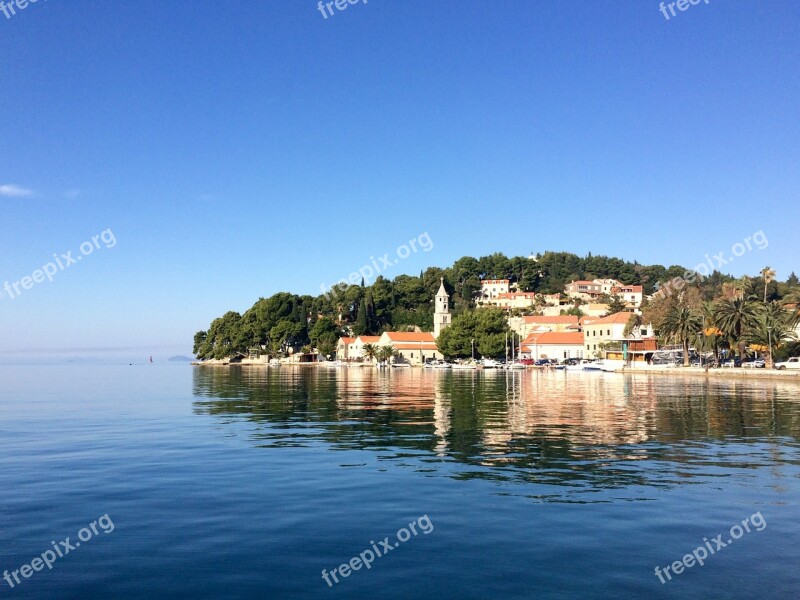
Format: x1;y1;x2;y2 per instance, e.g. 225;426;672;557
434;277;451;338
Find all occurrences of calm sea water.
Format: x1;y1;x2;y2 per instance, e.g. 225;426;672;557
1;365;799;599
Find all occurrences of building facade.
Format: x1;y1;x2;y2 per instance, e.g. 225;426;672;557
520;331;585;360
480;279;510;300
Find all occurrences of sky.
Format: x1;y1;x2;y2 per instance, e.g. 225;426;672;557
1;0;798;358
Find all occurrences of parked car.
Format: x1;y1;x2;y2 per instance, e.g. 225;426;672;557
775;357;800;370
742;359;765;369
722;358;742;368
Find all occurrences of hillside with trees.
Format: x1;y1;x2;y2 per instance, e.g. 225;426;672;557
193;251;800;362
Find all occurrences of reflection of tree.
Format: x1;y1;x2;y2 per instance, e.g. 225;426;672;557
192;367;800;496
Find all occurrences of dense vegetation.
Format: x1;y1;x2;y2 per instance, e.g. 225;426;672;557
643;268;800;366
193;251;799;361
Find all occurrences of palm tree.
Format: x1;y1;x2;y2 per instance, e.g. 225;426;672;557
746;301;798;368
784;290;800;327
362;343;378;365
697;301;723;366
377;345;397;364
662;306;702;366
736;275;754;299
714;297;762;360
761;266;776;303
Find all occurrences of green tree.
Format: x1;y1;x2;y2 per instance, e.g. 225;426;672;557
761;266;777;303
623;314;644;338
377;345;396;364
745;301;797;368
354;301;368;336
437;308;509;359
193;330;207;357
309;316;338;348
362;343;378;364
604;295;628;316
661;305;702;366
317;332;337;360
714;297;761;359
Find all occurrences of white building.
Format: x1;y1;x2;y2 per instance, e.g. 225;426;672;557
520;331;585;361
433;277;452;338
348;335;382;360
480;279;510;301
378;331;441;365
508;315;581;338
564;280;605;302
612;284;644;308
582;313;654;358
485;291;538;311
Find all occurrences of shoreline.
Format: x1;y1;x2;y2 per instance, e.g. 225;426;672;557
191;360;800;382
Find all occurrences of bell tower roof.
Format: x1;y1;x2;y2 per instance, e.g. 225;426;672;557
437;277;447;297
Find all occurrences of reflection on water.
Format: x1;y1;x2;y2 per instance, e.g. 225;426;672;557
192;367;800;500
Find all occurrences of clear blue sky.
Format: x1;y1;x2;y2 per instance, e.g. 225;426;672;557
1;0;798;357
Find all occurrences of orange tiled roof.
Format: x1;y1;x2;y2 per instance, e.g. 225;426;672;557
583;312;634;325
384;331;436;343
356;336;381;343
339;337;356;344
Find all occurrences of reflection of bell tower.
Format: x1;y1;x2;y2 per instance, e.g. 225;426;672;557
434;277;451;338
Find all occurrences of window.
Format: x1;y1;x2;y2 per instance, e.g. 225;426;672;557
607;330;610;336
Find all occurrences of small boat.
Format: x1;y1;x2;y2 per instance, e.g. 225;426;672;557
452;362;478;370
391;363;411;368
269;359;282;367
481;359;501;369
565;360;596;371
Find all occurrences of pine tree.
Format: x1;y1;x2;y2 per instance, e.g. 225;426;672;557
788;272;799;287
365;289;376;333
299;305;309;344
355;301;368;335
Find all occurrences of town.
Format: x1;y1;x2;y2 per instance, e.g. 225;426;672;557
193;254;800;374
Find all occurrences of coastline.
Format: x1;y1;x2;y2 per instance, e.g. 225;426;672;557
191;360;800;382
